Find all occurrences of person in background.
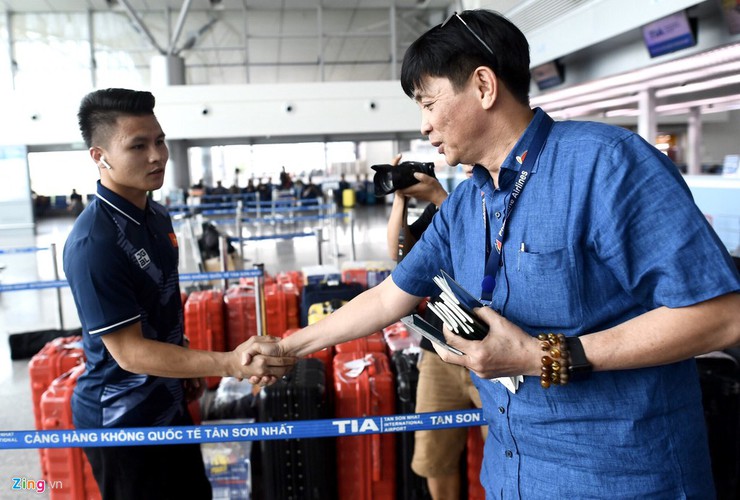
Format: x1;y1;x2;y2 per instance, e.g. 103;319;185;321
386;154;481;499
292;177;305;199
211;179;229;203
245;10;740;498
68;188;84;216
300;176;322;200
257;177;273;201
64;88;295;500
229;169;242;195
279;166;294;190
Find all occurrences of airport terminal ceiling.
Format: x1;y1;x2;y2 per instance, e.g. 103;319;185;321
1;0;739;125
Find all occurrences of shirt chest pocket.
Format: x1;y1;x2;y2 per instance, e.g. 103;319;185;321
508;245;583;329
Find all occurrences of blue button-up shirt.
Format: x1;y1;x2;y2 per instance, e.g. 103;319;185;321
64;181;185;429
393;108;740;498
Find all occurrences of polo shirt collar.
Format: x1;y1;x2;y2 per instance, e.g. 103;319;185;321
472;107;549;190
95;180;149;226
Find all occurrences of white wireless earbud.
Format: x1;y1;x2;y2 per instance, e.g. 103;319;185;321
99;156;112;170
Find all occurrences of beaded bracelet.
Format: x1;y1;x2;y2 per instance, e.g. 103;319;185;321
538;333;570;389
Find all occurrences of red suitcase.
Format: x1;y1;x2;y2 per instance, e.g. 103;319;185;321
382;321;420;353
467;427;486;500
29;336;86;481
333;352;396;500
278;281;301;332
184;289;225;389
40;364;101;500
29;337;85;432
335;331;387;354
225;283;298;350
276;270;304;294
341;266;368;288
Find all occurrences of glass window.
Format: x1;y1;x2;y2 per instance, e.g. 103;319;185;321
13;13;92;92
0;14;11;93
93;12;152;88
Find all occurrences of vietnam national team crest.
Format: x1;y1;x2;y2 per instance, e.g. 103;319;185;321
134;248;151;269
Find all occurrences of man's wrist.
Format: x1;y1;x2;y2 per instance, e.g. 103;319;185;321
536;333;592;388
566;336;592;381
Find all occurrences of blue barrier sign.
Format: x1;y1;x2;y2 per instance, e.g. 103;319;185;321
0;409;484;450
179;269;263;282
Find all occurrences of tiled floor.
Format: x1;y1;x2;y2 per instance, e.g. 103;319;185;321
0;200;395;498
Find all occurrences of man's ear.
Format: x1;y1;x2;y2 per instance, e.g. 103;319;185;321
90;147;103;163
473;66;498;110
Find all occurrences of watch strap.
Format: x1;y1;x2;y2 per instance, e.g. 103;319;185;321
567;336;592;381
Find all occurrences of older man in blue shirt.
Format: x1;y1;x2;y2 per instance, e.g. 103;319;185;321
248;10;740;499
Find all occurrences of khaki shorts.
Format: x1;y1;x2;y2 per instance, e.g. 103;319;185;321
411;351;487;478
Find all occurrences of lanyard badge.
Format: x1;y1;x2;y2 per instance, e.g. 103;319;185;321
480;113;554;302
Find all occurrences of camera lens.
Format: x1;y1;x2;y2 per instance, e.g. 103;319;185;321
370;162;436;196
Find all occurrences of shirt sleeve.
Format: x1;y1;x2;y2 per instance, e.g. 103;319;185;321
65;229;141;335
591;134;740;309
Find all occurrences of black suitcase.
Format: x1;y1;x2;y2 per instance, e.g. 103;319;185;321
696;349;740;500
299;282;364;326
257;358;336;500
8;328;81;360
391;350;432;500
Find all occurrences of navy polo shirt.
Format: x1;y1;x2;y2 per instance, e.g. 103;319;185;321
63;181;185;429
393;108;740;498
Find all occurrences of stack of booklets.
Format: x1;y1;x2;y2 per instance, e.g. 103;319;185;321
401;270;523;394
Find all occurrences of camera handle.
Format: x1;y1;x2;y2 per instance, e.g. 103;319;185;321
397;196;417;263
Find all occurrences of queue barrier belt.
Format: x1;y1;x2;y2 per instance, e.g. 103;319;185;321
0;409;484;450
169;200;327;213
0;269;263;294
202;206;335;218
0;246;50;255
229;232;316;242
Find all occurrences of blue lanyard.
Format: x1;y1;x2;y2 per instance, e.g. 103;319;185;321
481;113;553;302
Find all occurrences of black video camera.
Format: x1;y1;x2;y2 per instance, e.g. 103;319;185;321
371;161;436;197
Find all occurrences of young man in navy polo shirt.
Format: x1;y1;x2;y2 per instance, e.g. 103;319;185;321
64;88;295;499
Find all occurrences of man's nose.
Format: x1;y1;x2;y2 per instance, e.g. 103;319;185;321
420;116;432;136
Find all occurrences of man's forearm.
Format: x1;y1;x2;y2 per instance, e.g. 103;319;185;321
582;293;740;372
280;277;421;357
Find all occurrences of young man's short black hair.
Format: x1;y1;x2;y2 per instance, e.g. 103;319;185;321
78;88;156;148
401;10;531;106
